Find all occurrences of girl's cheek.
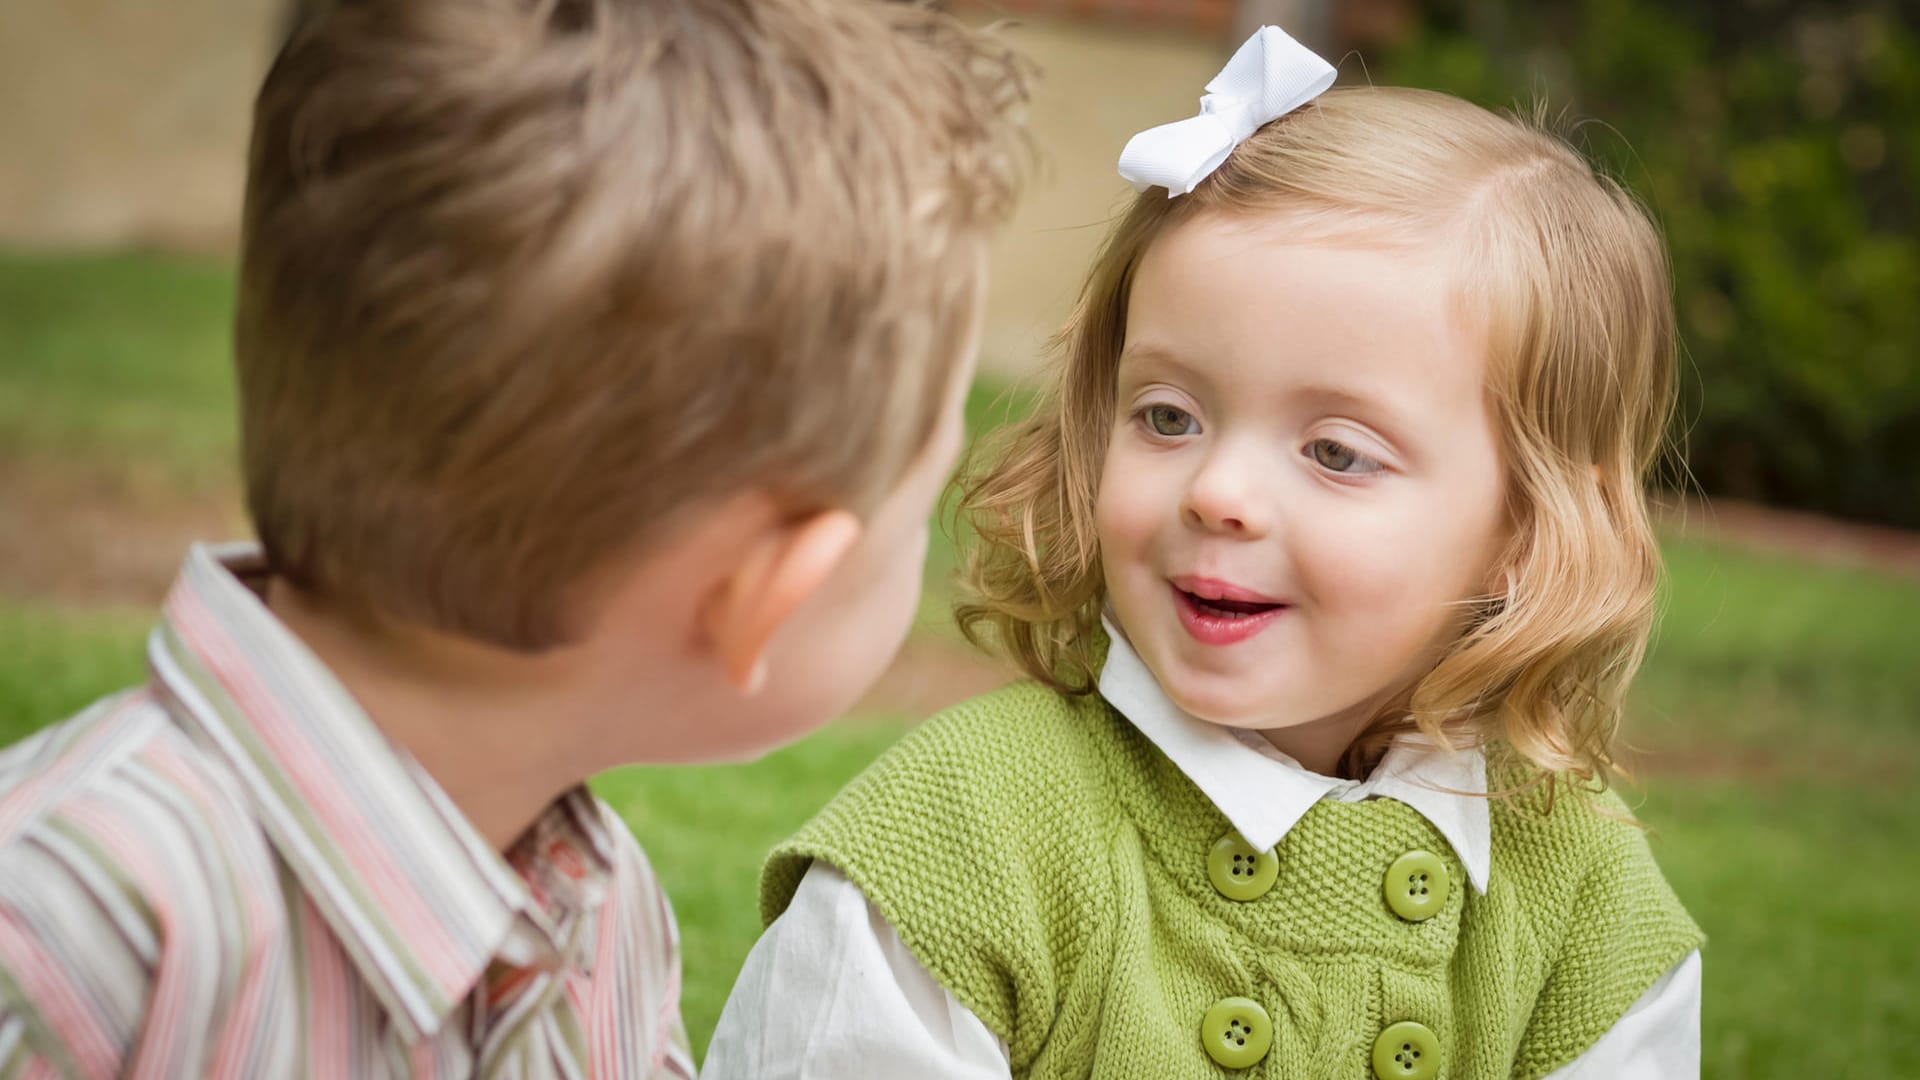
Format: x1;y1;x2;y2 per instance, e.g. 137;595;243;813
1097;494;1150;555
1097;456;1158;540
1304;507;1428;591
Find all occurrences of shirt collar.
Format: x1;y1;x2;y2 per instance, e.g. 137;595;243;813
1096;616;1491;893
145;543;616;1039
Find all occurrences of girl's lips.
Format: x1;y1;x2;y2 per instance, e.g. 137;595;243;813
1170;582;1287;645
1169;575;1284;605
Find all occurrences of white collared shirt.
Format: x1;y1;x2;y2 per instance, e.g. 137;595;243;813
701;628;1700;1079
1096;612;1494;895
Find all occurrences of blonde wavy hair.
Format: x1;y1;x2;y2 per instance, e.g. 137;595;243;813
957;87;1676;782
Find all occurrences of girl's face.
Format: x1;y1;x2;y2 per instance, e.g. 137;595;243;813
1096;212;1510;768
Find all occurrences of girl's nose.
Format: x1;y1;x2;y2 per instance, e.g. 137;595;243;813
1181;450;1272;537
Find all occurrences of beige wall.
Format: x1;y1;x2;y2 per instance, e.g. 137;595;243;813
0;0;277;252
975;22;1226;377
0;8;1229;378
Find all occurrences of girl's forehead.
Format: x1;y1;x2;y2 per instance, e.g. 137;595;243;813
1112;225;1500;463
1124;219;1483;384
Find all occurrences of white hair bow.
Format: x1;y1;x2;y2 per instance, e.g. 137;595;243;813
1117;26;1337;197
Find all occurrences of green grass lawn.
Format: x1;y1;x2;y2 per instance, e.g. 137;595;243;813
1627;542;1920;1078
4;249;1917;1075
0;251;238;488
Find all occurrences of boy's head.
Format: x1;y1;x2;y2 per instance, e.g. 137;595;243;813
236;0;1028;654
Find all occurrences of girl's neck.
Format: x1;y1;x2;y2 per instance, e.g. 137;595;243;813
1254;712;1374;778
1254;683;1414;780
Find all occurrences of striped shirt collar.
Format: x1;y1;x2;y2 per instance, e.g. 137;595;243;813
1097;615;1492;894
146;542;616;1041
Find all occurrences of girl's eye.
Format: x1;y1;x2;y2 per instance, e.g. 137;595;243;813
1143;404;1198;437
1306;438;1383;475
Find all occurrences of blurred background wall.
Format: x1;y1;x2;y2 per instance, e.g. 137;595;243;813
0;0;279;252
9;0;1906;525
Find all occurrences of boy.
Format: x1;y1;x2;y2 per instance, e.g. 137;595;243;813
0;0;1027;1074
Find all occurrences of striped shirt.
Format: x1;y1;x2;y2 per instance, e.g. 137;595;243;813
0;544;697;1078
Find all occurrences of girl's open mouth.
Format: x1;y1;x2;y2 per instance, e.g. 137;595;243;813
1170;583;1287;645
1182;592;1280;618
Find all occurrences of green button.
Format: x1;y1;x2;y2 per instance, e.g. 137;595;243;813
1207;833;1279;901
1371;1020;1441;1080
1200;997;1272;1069
1382;850;1450;922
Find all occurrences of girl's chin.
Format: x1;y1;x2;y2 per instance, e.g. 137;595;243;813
1160;682;1295;729
1149;654;1273;705
1156;671;1348;733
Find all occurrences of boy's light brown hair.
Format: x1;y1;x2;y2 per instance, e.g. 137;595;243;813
236;0;1028;650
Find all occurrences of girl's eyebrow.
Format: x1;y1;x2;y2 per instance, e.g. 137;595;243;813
1293;382;1390;417
1116;343;1212;390
1291;382;1421;448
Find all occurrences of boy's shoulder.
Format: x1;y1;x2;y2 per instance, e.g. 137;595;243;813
0;688;284;1071
0;687;258;852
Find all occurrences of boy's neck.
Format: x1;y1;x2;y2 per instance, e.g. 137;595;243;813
264;579;659;853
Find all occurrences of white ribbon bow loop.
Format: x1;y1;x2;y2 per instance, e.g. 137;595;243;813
1116;26;1337;197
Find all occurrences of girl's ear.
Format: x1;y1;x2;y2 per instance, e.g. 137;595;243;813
700;508;863;695
1480;510;1527;605
1487;565;1518;611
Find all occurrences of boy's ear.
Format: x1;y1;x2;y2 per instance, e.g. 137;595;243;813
702;508;863;695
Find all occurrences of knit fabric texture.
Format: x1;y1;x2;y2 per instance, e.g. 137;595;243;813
762;681;1703;1079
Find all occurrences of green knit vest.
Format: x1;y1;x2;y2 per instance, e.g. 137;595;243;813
763;682;1703;1079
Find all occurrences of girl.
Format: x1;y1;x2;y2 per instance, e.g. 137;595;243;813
704;26;1701;1080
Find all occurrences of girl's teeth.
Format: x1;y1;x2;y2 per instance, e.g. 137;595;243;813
1187;592;1279;617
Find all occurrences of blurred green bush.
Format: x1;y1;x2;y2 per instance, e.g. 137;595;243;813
1382;0;1918;527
